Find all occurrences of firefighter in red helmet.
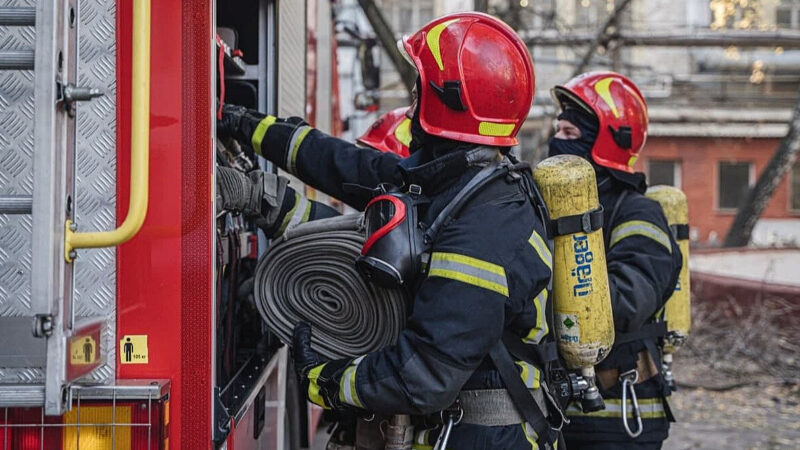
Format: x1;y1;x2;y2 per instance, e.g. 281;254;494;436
220;12;565;449
357;107;412;157
549;71;682;449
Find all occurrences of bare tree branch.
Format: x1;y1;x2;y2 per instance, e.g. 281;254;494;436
357;0;416;95
572;0;634;77
724;91;800;247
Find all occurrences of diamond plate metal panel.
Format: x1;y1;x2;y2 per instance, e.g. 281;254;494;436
73;0;116;384
0;0;117;385
277;0;306;117
0;0;35;322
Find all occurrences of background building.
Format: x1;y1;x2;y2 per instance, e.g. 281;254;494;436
333;0;800;246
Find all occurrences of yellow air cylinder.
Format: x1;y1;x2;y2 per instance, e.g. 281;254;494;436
533;155;615;371
646;185;691;355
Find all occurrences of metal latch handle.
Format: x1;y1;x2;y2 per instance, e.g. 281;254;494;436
64;0;151;262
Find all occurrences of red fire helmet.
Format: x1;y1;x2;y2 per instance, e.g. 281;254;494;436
552;71;648;173
356;107;412;157
399;12;534;147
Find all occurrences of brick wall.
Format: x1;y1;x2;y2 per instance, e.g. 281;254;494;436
635;137;800;244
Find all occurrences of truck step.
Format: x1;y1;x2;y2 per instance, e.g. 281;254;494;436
0;49;35;70
0;195;33;214
0;7;35;26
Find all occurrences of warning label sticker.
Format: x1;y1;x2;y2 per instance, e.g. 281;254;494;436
120;335;148;364
556;313;580;344
70;335;98;365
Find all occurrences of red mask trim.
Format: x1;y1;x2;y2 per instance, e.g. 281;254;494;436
361;195;407;255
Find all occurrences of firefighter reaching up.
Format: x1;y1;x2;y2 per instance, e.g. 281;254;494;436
219;12;566;449
548;71;683;449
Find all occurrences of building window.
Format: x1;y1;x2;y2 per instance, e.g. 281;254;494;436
777;0;800;29
791;162;800;211
717;161;753;210
647;160;681;188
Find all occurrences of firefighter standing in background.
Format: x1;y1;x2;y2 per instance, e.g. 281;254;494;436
356;107;412;157
219;12;564;449
548;71;682;449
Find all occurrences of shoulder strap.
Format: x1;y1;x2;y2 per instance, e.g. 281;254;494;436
423;160;506;244
488;341;557;446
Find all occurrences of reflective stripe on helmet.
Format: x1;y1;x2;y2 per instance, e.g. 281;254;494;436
428;252;509;297
394;117;413;147
523;290;549;345
609;220;672;252
566;398;666;419
528;230;552;270
426;18;460;71
594;77;620;119
478;121;515;137
338;355;365;408
251;115;277;155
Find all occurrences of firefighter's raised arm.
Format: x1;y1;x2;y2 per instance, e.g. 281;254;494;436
219;105;403;210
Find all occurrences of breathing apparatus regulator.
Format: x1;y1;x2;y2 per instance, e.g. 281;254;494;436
646;185;691;391
356;155;517;290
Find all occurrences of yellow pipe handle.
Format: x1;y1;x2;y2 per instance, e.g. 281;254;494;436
65;0;150;262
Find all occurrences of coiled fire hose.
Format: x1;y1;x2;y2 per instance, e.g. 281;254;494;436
254;214;409;360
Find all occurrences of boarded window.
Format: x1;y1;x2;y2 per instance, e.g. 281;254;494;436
648;160;681;188
791;163;800;211
718;162;752;210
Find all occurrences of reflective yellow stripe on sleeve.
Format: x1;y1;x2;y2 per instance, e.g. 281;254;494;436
428;252;509;297
338;356;365;408
307;363;329;409
609;220;672;252
250;115;277;156
274;192;305;237
286;125;313;174
523;290;549;345
527;230;552;270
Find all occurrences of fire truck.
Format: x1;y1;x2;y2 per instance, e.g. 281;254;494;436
0;0;343;448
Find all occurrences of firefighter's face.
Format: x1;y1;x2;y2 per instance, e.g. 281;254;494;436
555;119;582;140
406;84;418;119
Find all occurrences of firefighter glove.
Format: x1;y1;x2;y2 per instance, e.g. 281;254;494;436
216;167;289;222
292;321;353;411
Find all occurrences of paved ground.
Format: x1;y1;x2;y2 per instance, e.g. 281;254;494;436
662;352;800;450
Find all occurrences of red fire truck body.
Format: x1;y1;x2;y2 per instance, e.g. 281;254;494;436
0;0;340;448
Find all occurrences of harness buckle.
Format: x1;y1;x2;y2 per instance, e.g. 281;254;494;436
620;370;643;438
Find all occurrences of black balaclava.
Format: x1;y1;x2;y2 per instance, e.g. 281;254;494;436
548;99;647;193
547;100;616;188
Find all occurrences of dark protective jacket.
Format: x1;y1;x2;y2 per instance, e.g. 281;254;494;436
236;113;555;448
564;172;682;445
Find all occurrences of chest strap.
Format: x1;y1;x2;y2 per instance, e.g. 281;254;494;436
548;206;604;238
